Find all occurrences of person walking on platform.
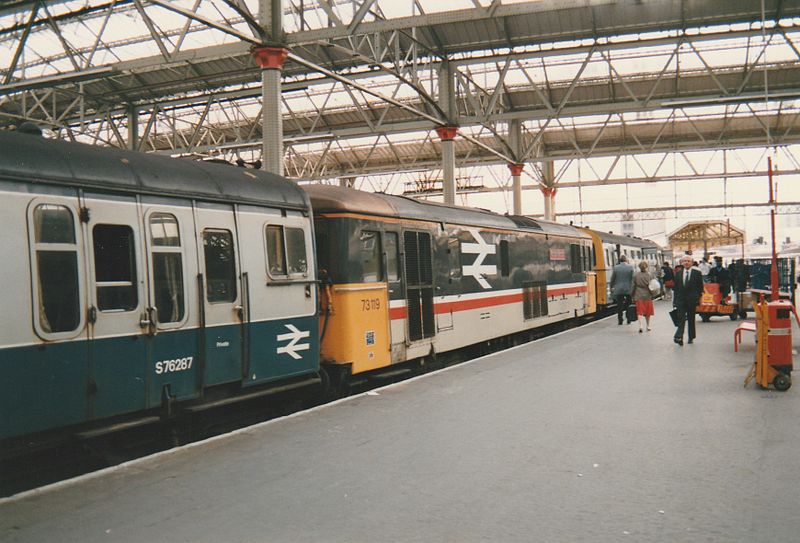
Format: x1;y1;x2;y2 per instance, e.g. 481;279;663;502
610;254;634;325
708;256;731;302
661;261;675;301
672;255;704;346
632;261;656;332
699;256;712;283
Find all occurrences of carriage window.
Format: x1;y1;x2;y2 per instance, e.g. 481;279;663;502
149;213;184;324
286;227;307;275
149;213;180;246
360;230;382;282
93;224;137;311
266;225;287;276
32;204;81;334
203;229;237;303
499;240;510;277
385;232;399;282
34;205;75;244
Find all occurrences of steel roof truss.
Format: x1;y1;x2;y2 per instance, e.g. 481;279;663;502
187;98;213;152
521;48;595;161
316;0;344;28
220;0;264;42
42;4;86;72
682;111;710;147
780;109;800;140
642;41;681;106
138;103;161;151
736;32;778;96
4;2;39;85
347;0;379;35
133;0;172;60
598;50;641;106
482;58;511;122
144;0;258;45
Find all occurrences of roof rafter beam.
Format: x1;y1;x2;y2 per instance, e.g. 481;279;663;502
144;0;259;45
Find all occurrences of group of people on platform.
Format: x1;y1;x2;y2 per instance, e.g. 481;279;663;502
609;253;731;346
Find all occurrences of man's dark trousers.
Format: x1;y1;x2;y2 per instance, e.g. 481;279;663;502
673;301;697;341
615;294;631;324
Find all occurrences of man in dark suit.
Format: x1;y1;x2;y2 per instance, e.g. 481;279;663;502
673;254;704;346
610;254;634;325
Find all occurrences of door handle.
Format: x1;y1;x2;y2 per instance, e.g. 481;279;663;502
235;305;244;321
140;307;158;336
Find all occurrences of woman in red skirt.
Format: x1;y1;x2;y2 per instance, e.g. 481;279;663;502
632;260;656;333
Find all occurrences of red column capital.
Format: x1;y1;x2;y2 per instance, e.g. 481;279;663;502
251;46;289;70
540;186;557;198
435;126;458;141
508;163;524;176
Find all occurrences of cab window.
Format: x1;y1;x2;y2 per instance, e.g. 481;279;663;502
266;225;308;278
385;232;400;282
359;230;382;282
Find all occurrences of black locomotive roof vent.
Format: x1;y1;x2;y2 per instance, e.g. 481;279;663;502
17;122;43;136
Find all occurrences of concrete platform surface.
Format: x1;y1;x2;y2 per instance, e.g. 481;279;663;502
2;303;800;543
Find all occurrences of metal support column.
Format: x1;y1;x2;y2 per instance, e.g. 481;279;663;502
541;160;557;221
436;126;458;205
508;164;524;215
437;61;458;205
253;0;287;176
127;104;138;151
508;119;524;215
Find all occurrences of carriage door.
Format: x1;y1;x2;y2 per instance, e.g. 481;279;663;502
83;193;147;420
194;203;242;386
143;205;198;408
403;231;435;342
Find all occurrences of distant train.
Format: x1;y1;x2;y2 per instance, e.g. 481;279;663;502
0;130;664;447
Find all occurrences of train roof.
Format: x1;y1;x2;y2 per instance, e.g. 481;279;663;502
0;130;309;211
586;228;661;249
304;184;591;239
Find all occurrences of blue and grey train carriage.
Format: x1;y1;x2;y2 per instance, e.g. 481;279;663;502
0;129;319;444
305;185;596;385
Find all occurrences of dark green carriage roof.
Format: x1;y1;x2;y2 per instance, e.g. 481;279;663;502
0;130;310;211
589;228;661;249
303;184;591;240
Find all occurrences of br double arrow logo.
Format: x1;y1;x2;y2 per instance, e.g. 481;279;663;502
276;324;310;360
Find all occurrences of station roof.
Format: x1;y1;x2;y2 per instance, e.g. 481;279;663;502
1;0;799;208
667;220;746;254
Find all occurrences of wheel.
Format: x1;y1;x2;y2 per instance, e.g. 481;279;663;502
739;310;748;319
729;313;739;321
701;314;711;322
773;373;792;391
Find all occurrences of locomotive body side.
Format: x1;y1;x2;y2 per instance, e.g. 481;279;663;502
0;131;319;443
307;185;594;378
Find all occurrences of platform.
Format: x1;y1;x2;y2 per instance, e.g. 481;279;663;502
2;302;800;542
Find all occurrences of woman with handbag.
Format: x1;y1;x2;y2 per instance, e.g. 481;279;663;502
661;261;675;301
633;260;658;333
